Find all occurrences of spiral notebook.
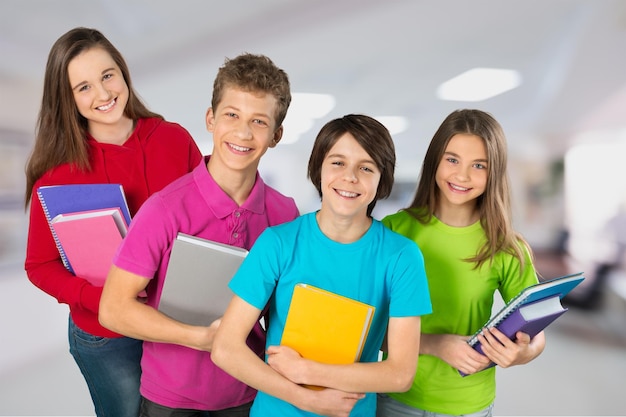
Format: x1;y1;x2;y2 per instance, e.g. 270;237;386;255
467;272;585;347
461;272;584;375
37;184;131;273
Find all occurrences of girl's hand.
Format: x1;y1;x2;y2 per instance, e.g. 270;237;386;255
477;327;537;368
433;334;492;375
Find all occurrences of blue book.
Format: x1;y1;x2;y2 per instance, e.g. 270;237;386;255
461;272;585;376
36;184;132;273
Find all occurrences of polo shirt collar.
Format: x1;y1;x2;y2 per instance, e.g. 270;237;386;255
194;156;266;219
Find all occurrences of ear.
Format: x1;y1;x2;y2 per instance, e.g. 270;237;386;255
270;125;283;148
205;107;215;132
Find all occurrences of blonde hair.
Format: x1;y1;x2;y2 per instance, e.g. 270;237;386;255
406;109;531;270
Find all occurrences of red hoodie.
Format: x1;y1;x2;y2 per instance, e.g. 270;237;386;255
25;118;203;337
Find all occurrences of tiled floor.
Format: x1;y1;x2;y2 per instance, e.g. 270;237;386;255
1;263;625;416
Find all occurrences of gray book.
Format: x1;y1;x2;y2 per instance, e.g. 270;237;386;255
158;232;248;326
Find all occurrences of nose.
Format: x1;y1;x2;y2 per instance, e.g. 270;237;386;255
234;120;253;140
95;82;112;101
454;164;471;181
344;167;358;183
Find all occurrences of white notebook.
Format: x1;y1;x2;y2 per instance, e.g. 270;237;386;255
158;233;248;326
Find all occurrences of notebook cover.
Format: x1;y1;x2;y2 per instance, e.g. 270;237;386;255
36;183;131;272
280;283;375;366
51;208;127;287
158;233;248;326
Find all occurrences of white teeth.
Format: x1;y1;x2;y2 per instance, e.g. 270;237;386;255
337;190;358;198
450;183;469;191
229;143;251;152
97;99;115;111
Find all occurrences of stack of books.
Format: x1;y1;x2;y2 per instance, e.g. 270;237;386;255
37;183;132;287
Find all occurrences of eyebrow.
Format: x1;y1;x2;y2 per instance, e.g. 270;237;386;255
71;67;116;91
444;151;488;164
327;152;377;165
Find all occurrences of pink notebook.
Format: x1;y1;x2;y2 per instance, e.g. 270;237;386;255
51;208;127;287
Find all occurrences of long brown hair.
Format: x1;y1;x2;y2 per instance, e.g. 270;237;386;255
406;109;531;269
25;27;162;206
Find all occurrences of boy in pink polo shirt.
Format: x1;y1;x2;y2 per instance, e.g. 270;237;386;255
99;54;299;416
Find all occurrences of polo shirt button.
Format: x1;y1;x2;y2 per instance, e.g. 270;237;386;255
233;232;239;238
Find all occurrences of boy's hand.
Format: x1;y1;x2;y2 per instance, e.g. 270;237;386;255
267;345;306;384
305;388;364;417
193;317;222;352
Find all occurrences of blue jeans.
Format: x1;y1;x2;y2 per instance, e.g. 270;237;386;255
376;394;493;417
68;315;143;417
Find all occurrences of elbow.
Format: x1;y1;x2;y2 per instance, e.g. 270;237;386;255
395;373;414;393
98;305;112;330
393;364;417;393
210;338;228;371
97;299;118;332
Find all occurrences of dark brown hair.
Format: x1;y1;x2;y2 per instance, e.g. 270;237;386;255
308;114;396;216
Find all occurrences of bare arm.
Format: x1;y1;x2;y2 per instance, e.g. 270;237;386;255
212;296;364;417
266;316;421;393
419;328;546;376
420;333;492;376
99;265;217;351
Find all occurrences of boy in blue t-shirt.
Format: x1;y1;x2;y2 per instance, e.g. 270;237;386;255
213;114;432;417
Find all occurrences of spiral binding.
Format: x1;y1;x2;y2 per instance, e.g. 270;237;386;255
37;189;75;274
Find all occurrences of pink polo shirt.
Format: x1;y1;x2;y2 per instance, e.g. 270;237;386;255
113;156;298;410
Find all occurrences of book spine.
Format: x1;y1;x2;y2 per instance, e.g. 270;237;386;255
37;189;74;273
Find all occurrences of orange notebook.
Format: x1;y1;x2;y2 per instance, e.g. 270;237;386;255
280;283;375;368
51;208;127;287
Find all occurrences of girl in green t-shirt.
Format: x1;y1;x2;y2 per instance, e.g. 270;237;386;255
378;109;545;417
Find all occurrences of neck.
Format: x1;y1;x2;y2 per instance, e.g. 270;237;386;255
206;158;257;206
89;117;135;145
315;210;372;244
435;201;479;227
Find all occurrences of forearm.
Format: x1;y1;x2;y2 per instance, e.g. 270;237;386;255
298;357;416;393
25;248;101;313
99;297;208;348
418;332;445;357
99;265;213;350
214;339;314;408
286;317;421;393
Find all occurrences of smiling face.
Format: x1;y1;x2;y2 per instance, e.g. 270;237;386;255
206;87;282;178
67;47;130;137
435;133;488;213
319;133;381;220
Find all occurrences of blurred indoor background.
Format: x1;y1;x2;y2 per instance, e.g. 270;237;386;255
1;0;625;415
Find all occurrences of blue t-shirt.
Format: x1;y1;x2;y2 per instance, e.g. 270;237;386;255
229;212;432;417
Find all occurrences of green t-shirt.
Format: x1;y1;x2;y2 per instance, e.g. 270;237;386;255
382;209;537;415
